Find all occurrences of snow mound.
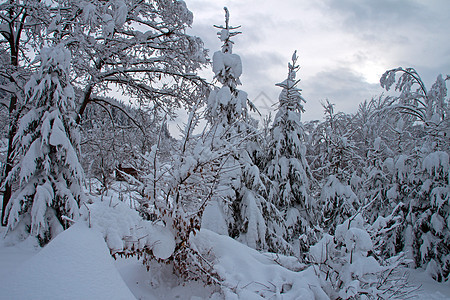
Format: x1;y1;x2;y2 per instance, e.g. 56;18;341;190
84;198;142;252
192;229;328;299
1;222;136;300
84;196;175;260
145;224;175;260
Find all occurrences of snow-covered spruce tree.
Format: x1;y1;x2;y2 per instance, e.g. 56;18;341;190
319;175;360;234
3;45;84;245
379;68;450;281
0;0;54;225
265;51;315;253
205;8;284;252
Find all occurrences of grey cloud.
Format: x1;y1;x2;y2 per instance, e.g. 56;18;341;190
325;0;424;28
301;67;382;120
321;0;450;49
184;0;449;123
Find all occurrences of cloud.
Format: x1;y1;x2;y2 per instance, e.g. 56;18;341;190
325;0;424;28
301;67;382;120
184;0;450;124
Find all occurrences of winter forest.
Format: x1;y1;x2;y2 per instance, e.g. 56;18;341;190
0;0;449;299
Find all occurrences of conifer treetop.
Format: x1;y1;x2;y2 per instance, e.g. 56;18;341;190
210;7;244;93
213;7;241;54
275;50;306;115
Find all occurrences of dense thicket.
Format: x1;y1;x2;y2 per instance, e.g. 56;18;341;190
0;0;208;225
0;2;448;299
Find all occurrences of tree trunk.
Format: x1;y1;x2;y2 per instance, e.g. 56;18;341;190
1;49;18;225
1;11;19;225
76;85;92;124
1;96;17;226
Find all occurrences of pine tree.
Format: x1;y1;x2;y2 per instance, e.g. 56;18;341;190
266;52;310;208
3;45;84;244
0;0;53;225
264;52;316;254
205;8;275;251
206;7;246;134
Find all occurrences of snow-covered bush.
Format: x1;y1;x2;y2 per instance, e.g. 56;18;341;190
3;45;84;245
307;100;363;184
309;214;414;299
110;101;227;285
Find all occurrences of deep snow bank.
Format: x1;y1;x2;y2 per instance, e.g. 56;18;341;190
0;222;136;300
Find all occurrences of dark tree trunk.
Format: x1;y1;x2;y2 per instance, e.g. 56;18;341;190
76;85;92;124
1;6;20;225
1;95;18;226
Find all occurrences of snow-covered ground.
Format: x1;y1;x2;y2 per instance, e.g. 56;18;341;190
0;185;449;300
408;268;450;300
0;220;449;299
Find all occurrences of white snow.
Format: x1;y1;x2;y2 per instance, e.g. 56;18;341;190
114;1;128;27
0;222;136;300
49;116;70;147
192;229;329;299
201;200;228;235
30;182;54;235
423;151;449;177
145;224;175;260
0;216;449;299
408;268;450;299
212;51;242;79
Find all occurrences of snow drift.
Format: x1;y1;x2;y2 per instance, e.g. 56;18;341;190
0;222;136;300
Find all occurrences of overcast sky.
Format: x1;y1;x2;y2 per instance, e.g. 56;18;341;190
184;0;450;122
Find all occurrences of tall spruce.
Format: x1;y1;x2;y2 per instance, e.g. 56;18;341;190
267;51;309;208
0;0;52;225
3;46;84;244
205;8;281;251
266;52;314;251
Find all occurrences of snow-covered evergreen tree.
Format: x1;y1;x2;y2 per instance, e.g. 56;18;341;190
320;175;360;233
206;7;247;133
379;68;450;281
3;45;84;244
204;8;280;251
267;51;309;208
0;0;54;225
265;52;314;250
